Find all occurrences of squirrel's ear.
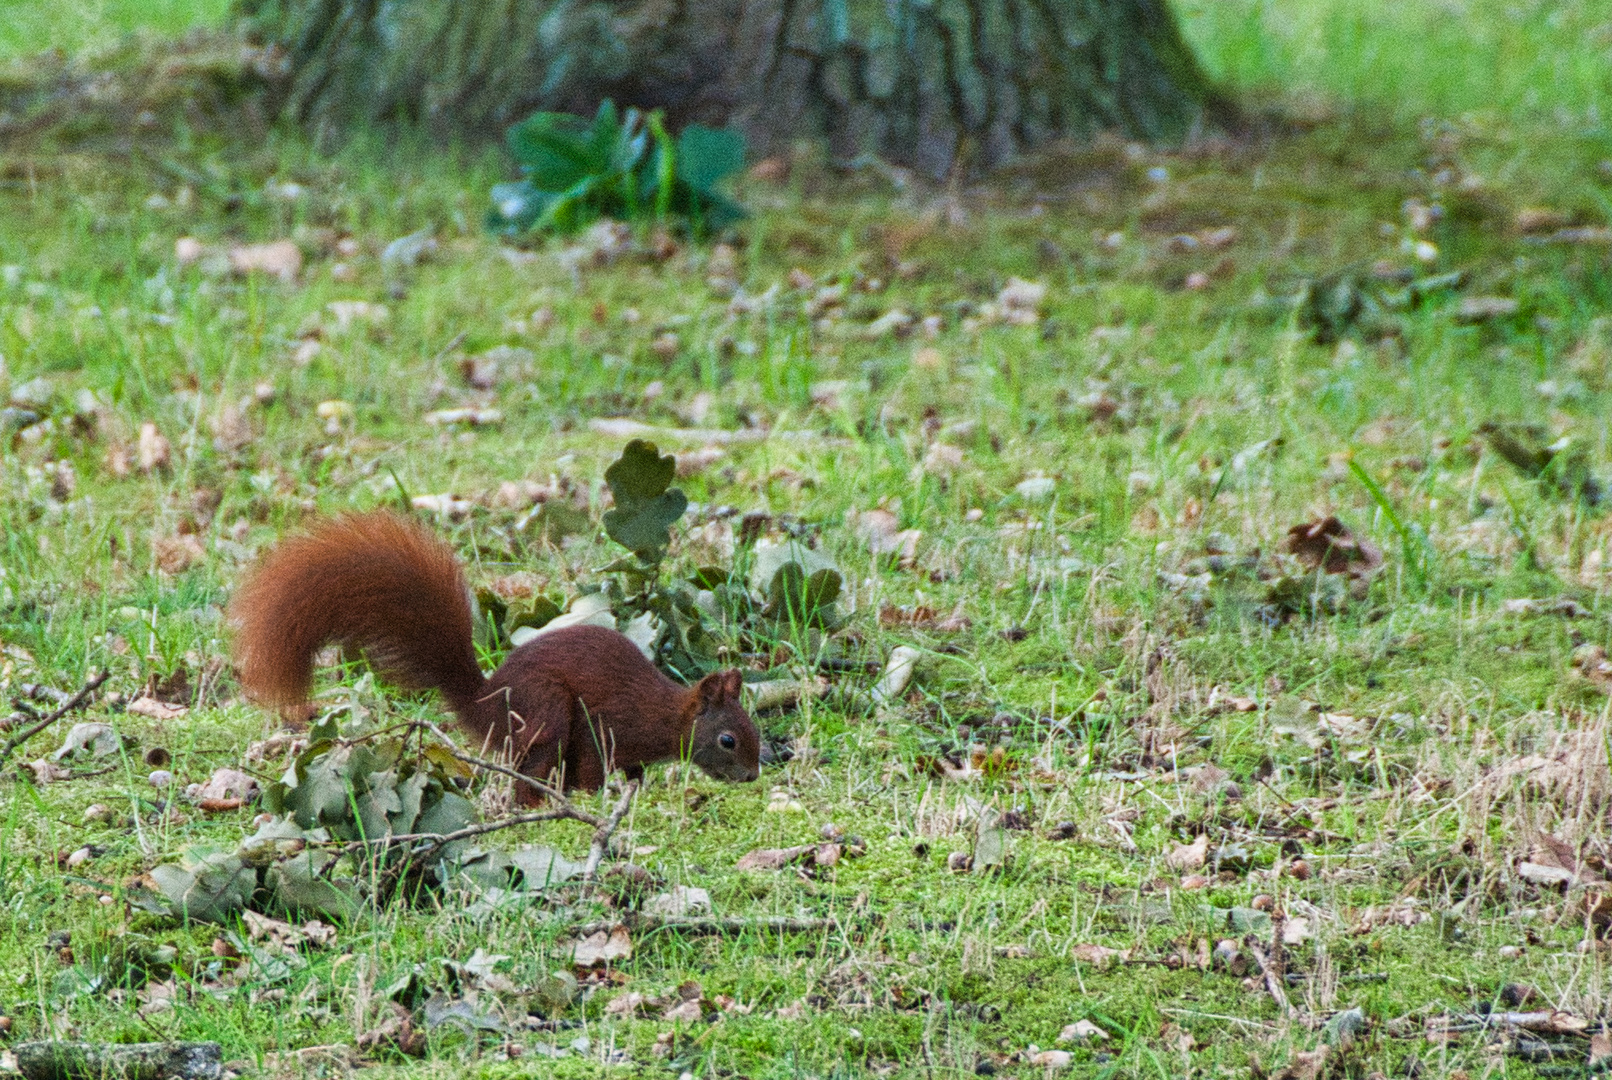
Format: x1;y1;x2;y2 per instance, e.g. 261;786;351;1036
697;669;744;705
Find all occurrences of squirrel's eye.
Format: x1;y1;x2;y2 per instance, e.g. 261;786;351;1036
718;733;737;751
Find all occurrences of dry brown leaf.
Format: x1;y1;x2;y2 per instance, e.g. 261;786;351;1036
137;423;171;473
661;998;703;1023
567;925;632;967
1069;943;1128;968
152;534;206;575
211;404;254;452
1589;1031;1611;1066
604;991;647;1016
735;846;814;871
26;759;71;784
128;696;188;720
192;768;258;805
356;1001;426;1057
878;603;970;631
676;445;727;477
852;509;921;567
1272;1046;1328;1080
1166;834;1209;872
1283;516;1382;577
229;240;302;283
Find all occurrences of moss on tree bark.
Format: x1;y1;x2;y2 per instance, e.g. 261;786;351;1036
241;0;1231;176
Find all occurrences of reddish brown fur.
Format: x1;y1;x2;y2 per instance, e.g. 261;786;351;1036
230;511;760;801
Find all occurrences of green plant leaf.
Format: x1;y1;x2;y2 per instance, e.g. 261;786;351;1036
508;846;586;890
267;851;361;921
147;849;253;923
765;563;843;623
602;440;688;561
486;180;553;233
507;597;563;635
507;111;610;191
675;124;746;194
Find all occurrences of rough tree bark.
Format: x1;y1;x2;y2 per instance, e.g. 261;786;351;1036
241;0;1231;177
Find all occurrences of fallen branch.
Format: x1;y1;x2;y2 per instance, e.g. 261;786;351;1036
14;1039;222;1080
0;670;110;773
582;779;639;883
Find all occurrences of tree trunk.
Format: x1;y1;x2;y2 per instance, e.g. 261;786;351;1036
241;0;1231;177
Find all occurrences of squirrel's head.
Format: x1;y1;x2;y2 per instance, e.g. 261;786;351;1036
687;669;761;783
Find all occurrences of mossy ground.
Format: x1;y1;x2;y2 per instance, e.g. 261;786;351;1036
2;4;1612;1079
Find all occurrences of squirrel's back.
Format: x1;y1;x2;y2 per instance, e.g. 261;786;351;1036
229;511;486;709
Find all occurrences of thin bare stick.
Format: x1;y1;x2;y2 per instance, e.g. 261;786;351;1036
1244;937;1298;1020
0;670;110;772
422;720;581;810
342;808;592;856
624;915;840;936
582;779;638;882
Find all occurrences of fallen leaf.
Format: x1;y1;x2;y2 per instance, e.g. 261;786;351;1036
1456;296;1520;323
211;404;254;452
229;240;302;283
137;423;171;473
1589;1031;1611;1066
661;998;703;1022
852;509;921;566
1069;944;1128;968
324;301;388;331
424;407;503;427
1058;1020;1107;1043
1283;516;1382;577
1517;861;1575;887
1166;834;1209;871
191;768;259;805
26;759;71;784
1272;1046;1328;1080
128;696;188;720
566;925;632;967
52;722;124;761
152;535;206;575
605;991;647;1016
735;846;814;871
996;277;1046;325
643;886;712;917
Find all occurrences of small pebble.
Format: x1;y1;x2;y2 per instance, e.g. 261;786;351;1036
1498;945;1524;960
65;847;92;869
82;803;113;824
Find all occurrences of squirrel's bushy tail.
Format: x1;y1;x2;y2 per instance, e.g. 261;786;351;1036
230;511;486;708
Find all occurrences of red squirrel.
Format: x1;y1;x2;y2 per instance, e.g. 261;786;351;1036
228;511;760;801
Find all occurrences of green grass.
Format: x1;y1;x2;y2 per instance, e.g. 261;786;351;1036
1178;0;1612;126
1;3;1611;1079
0;0;231;60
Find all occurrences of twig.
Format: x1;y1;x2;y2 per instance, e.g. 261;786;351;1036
1244;937;1298;1020
574;914;842;937
19;682;74;706
0;670;110;772
422;720;584;812
582;779;638;882
342;808;597;858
